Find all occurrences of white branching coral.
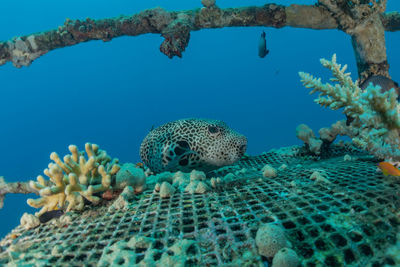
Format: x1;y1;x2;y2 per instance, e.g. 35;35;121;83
27;143;120;215
299;54;400;160
300;54;364;116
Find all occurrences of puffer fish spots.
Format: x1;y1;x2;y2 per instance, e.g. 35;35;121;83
140;118;247;174
258;31;269;58
378;162;400;176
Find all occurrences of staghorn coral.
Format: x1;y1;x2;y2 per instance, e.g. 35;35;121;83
27;143;120;216
299;54;400;160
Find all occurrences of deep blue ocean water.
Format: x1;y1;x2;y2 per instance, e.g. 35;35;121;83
0;0;399;238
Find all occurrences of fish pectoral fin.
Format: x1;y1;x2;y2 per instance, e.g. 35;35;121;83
165;151;196;169
162;140;197;169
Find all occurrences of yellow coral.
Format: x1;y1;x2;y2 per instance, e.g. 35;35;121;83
27;143;120;216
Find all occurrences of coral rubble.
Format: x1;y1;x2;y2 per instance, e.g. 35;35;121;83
19;213;40;230
295;124;323;155
27;143;120;215
0;146;398;265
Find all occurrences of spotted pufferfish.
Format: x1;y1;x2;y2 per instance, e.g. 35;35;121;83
140;118;247;174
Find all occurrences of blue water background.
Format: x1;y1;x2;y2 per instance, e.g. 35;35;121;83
0;0;399;238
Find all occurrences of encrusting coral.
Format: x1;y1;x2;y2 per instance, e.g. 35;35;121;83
27;143;120;216
299;54;400;160
0;1;398;69
0;177;35;209
318;0;389;79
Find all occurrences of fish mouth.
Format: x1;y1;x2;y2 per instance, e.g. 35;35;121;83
239;144;247;156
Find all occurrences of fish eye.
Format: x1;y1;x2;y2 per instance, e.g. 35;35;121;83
208;126;219;134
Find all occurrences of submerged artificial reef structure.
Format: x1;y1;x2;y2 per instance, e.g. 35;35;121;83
0;0;400;266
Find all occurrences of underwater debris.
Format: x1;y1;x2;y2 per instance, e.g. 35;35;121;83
27;143;121;216
140;118;247;173
256;223;291;258
299;54;400;160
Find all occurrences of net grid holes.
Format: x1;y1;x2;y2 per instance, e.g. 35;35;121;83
1;145;400;266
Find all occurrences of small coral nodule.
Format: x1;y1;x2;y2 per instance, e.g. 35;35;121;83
27;143;120;216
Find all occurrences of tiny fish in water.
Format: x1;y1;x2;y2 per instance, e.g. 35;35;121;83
10;233;20;239
135;162;144;168
378;162;400;176
258;31;269;58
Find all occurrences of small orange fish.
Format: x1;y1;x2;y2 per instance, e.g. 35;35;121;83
102;189;114;200
378;162;400;176
136;162;144;168
10;233;22;239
